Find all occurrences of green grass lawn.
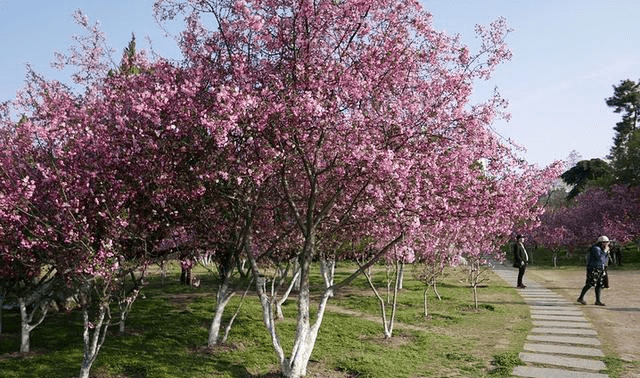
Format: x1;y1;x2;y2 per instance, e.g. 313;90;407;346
0;262;530;378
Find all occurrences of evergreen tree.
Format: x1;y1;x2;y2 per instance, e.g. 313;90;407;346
605;79;640;185
560;158;613;199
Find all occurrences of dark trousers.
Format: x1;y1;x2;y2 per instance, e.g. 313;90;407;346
517;264;526;286
579;268;605;303
579;285;602;303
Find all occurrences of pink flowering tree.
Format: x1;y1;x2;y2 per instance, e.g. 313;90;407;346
535;185;640;255
532;208;573;265
1;11;228;376
6;64;132;374
154;0;562;376
0;122;58;351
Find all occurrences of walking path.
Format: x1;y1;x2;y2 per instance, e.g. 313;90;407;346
492;263;609;378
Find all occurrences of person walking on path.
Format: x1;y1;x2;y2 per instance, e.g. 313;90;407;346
513;234;529;288
577;235;611;306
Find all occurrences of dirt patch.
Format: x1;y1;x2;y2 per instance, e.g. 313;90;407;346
527;267;640;378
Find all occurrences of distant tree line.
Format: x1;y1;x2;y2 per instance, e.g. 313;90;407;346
534;79;640;255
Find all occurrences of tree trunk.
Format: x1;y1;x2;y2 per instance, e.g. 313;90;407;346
117;288;140;335
159;260;166;287
18;296;49;353
208;262;241;346
473;284;478;310
423;287;429;317
208;301;229;346
246;227;333;378
244;190;403;378
362;261;399;338
320;259;335;293
18;297;30;353
78;303;110;378
180;267;192;285
433;281;442;300
222;277;254;343
276;268;301;320
281;281;331;378
208;285;234;346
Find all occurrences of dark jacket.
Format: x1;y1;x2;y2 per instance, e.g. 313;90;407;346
586;243;609;271
513;242;528;267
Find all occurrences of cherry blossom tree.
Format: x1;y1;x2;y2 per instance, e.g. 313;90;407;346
1;11;223;376
153;0;561;376
414;244;460;318
535;185;640;254
0;121;57;352
5;67;127;375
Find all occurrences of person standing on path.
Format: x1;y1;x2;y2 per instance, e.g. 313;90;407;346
513;234;529;288
577;235;610;306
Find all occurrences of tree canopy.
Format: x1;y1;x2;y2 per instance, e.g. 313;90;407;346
0;2;564;377
560;158;612;199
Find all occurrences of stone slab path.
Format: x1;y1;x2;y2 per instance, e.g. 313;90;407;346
492;263;609;378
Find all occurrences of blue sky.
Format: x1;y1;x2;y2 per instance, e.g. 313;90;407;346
2;1;639;167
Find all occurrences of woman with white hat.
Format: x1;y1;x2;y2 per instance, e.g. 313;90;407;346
577;236;610;306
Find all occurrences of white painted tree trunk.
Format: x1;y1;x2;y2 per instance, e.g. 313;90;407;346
78;303;110;378
320;259;335;292
119;314;126;334
208;302;228;346
423;287;429;317
280;297;329;378
246;228;332;378
18;297;49;353
208;265;241;346
18;298;30;353
466;258;489;310
244;181;404;377
362;261;399;338
208;286;234;346
472;284;478;309
423;280;442;318
433;281;442;300
117;288;140;335
276;268;301;320
160;260;167;287
222;276;254;343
